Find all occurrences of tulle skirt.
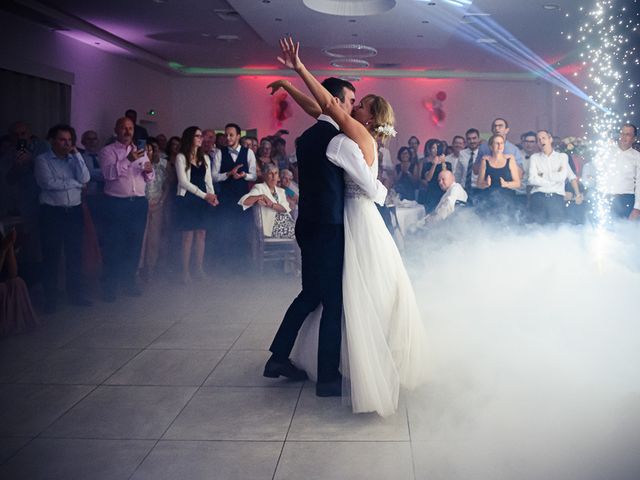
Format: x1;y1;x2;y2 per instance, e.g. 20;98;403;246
292;196;429;416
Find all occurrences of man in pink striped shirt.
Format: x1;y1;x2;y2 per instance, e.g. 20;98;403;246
98;117;154;301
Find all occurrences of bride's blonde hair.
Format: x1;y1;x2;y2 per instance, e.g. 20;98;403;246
362;94;395;142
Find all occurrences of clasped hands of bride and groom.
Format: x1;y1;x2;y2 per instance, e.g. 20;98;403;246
263;37;428;416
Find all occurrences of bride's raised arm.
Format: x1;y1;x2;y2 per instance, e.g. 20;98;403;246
277;37;376;166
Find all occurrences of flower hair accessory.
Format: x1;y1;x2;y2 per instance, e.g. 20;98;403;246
375;124;397;138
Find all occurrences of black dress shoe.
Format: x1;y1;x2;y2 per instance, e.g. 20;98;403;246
263;356;308;381
316;379;342;397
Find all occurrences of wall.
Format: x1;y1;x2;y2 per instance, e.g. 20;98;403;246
0;11;173;141
171;75;587;156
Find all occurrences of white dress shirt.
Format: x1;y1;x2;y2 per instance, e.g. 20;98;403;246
175;153;215;198
445;153;462;178
454;148;480;188
212;145;257;182
528;150;576;196
323;121;387;206
425;182;467;225
598;145;640;209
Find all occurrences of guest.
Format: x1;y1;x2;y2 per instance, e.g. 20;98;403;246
596;123;640;220
175;127;219;283
202;130;218;162
527;130;582;224
454;128;482;204
34;124;91;312
212;123;257;260
239;164;295;239
445;135;465;174
80;130;103;195
161;135;181;269
420;170;468;226
476;134;521;218
98;117;154;301
0;228;38;335
279;168;299;213
394;147;418;201
419;139;452;213
242;136;259;154
477;118;525;169
139;138;169;282
163;136;181;194
124;109;149;143
156;134;168;152
80;130;105;262
215;132;227;150
256;138;275;182
5;121;49;277
407;135;420;168
272;137;289;170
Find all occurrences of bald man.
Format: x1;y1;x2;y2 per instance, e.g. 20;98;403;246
422;170;468;226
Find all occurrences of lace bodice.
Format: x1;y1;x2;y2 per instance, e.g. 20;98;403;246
344;145;378;199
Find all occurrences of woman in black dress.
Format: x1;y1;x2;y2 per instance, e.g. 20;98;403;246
476;134;521;219
418;139;452;213
175;126;219;283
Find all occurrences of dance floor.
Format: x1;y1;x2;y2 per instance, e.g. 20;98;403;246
0;271;429;480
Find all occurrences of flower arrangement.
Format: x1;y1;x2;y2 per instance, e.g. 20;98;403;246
375;124;397;138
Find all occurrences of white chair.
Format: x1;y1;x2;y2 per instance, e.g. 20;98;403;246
251;207;299;273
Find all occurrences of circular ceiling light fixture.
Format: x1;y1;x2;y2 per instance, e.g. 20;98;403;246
323;44;377;58
304;0;396;16
330;58;370;68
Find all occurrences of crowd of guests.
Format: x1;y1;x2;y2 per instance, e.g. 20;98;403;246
0;110;300;333
1;109;638;335
378;118;640;226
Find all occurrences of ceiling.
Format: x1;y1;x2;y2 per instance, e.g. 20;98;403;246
3;0;583;79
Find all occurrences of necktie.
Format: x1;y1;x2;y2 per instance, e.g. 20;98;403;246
465;150;475;192
90;154;99;169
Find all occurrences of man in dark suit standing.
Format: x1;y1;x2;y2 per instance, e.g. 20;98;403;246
264;78;356;397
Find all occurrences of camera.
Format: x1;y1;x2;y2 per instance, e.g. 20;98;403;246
136;139;147;151
436;141;445;156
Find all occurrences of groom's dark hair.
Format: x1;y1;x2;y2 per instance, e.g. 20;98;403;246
321;77;356;102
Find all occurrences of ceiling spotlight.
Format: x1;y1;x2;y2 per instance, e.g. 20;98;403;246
323;44;377;58
543;3;560;9
422;20;430;23
330;58;370;69
275;17;283;21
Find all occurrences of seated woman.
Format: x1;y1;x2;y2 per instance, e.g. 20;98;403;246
1;228;38;336
476;133;521;218
394;147;418;201
418;139;452;213
239;163;295;239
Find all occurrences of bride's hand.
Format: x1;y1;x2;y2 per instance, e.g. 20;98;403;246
277;37;303;71
267;80;290;95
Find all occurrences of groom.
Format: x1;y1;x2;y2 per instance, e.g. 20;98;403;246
264;78;387;397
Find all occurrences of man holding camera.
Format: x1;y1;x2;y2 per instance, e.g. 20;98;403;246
98;117;154;301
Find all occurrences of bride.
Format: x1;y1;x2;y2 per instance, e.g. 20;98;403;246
276;37;428;417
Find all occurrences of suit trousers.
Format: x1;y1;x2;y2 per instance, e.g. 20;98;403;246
530;192;566;224
40;204;84;303
270;221;344;383
101;196;147;293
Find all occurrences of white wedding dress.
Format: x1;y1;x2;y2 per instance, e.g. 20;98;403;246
291;136;429;417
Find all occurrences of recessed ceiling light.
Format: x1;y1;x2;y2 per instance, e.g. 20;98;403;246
476;38;497;44
422;20;430;23
275;17;283;21
323;44;378;58
262;0;271;3
201;33;211;37
94;41;101;45
348;19;356;23
217;34;240;41
330;58;370;69
152;0;167;4
417;34;424;38
352;33;358;37
543;3;560;10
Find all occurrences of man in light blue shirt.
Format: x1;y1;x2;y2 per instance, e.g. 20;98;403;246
476;117;524;168
34;124;91;313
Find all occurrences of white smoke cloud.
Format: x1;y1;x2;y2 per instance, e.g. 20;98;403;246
406;211;640;480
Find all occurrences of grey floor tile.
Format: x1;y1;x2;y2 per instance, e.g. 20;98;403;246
0;437;31;464
0;438;154;480
17;348;139;385
164;387;299;441
274;441;414;480
232;322;279;350
0;343;55;383
0;385;93;436
204;350;303;388
44;385;196;439
131;440;281;480
65;322;173;349
287;386;410;441
106;349;226;386
150;322;246;349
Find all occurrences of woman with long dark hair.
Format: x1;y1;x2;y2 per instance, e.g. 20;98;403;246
174;126;218;283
